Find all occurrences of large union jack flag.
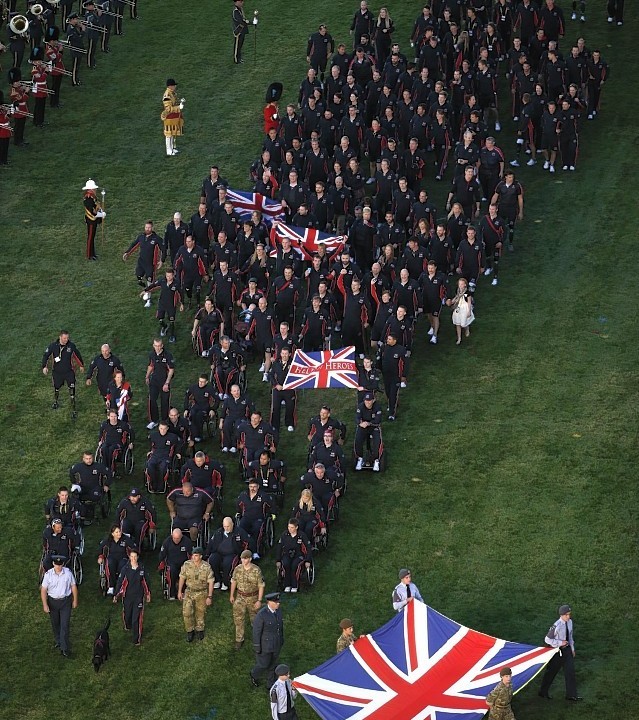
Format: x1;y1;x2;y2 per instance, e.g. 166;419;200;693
282;347;359;390
270;221;345;261
225;189;285;226
293;600;557;720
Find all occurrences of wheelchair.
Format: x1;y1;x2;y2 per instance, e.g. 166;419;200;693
145;453;183;494
95;442;134;477
352;435;387;472
78;489;112;526
98;559;108;596
39;548;83;587
235;512;275;558
170;515;209;548
276;553;315;591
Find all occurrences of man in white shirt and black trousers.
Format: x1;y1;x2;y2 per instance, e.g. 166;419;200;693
392;568;424;612
270;664;298;720
539;603;583;701
40;555;79;658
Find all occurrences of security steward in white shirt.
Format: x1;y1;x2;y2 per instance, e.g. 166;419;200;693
40;555;79;658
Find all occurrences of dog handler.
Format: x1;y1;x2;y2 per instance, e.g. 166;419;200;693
40;555;78;658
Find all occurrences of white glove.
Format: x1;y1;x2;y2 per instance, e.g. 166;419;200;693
97;211;106;218
516;138;524;145
178;103;184;111
71;484;82;494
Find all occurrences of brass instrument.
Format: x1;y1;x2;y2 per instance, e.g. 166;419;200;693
80;21;108;33
98;8;122;17
116;0;137;6
1;103;34;118
19;80;55;95
58;39;89;54
44;61;74;76
48;0;61;5
9;14;30;37
30;3;44;16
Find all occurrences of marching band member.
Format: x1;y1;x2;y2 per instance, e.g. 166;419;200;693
82;0;98;68
8;12;28;68
161;78;183;157
98;2;112;53
0;91;13;165
29;46;49;127
83;178;105;260
44;26;64;108
65;12;84;86
8;67;30;147
26;1;45;50
232;0;248;65
112;0;124;36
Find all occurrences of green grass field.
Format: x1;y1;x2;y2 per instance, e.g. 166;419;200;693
0;1;637;718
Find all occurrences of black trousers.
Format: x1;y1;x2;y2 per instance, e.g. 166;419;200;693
122;595;144;643
271;389;296;429
33;97;46;127
51;74;63;107
71;54;81;86
13;117;26;145
148;382;170;423
47;594;72;652
540;646;578;698
383;373;400;416
86;222;97;259
0;137;9;164
251;648;280;687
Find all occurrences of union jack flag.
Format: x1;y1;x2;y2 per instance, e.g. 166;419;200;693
294;600;557;720
270;221;345;261
225;189;285;226
282;347;359;390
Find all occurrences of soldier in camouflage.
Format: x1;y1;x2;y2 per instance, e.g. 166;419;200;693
486;667;515;720
178;547;214;642
229;549;265;649
336;618;355;653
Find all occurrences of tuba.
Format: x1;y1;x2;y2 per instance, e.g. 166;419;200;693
9;14;30;37
30;3;44;16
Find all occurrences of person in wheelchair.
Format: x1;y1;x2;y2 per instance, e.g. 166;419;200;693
275;518;312;594
42;518;76;571
145;421;181;493
309;429;346;475
97;524;137;596
299;463;343;518
354;392;384;471
116;488;157;550
236;479;275;560
166;481;214;543
44;487;82;533
69;450;113;521
247;450;286;508
210;335;245;400
158;527;193;600
183;374;218;443
238;278;264;316
307;405;347;448
237;411;279;467
205;516;250;590
180;451;224;506
192;297;225;357
297;294;332;351
219;383;255;453
291;489;327;544
97;409;135;473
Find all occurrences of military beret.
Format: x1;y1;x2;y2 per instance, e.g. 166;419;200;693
52;555;66;564
191;546;204;555
500;667;512;677
275;664;290;676
398;568;411;580
339;618;353;630
240;549;252;559
166;78;177;86
558;604;572;615
51;518;63;525
265;592;281;602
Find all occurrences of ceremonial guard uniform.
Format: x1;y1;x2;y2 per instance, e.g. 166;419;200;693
82;178;104;260
44;27;65;107
229;550;265;649
30;46;49;127
232;0;248;64
161;78;183;157
178;548;215;642
0;93;12;165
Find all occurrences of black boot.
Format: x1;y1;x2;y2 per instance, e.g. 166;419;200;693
186;631;195;643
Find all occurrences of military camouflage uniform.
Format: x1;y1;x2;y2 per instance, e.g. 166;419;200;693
231;562;265;642
180;559;214;632
486;681;515;720
336;632;355;653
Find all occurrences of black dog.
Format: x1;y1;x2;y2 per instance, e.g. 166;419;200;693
92;618;111;672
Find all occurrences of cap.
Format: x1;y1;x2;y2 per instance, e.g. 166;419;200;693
339;618;354;630
166;78;177;86
398;568;411;580
265;592;281;602
387;137;397;143
191;547;204;555
52;555;66;565
363;392;374;401
558;604;572;615
275;664;290;676
500;667;512;677
129;488;140;497
82;179;99;191
240;549;252;559
248;277;258;283
51;518;63;525
67;12;78;19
